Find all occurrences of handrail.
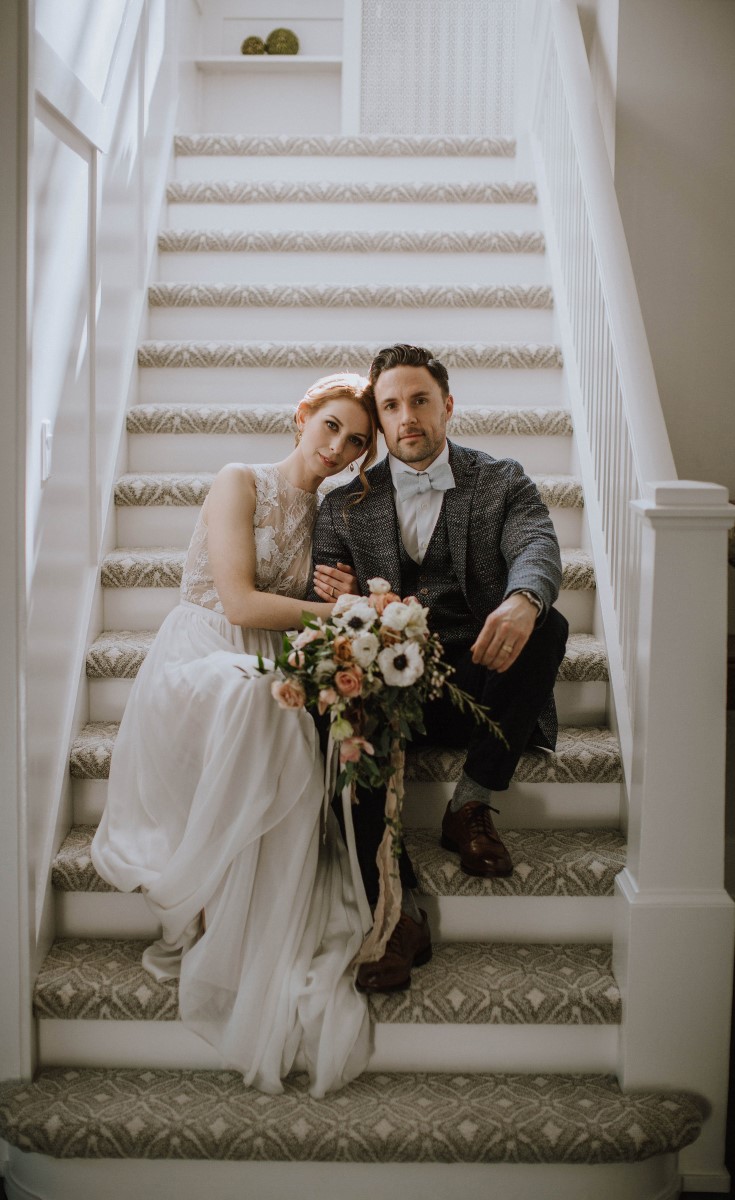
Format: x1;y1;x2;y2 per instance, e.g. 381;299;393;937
529;0;680;755
535;0;675;487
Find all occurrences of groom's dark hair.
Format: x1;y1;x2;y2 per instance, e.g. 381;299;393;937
368;344;450;397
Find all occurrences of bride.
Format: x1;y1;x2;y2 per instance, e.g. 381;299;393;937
92;374;379;1097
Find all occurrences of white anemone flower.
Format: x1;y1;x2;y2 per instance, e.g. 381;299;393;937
332;592;361;617
380;601;412;631
351;631;380;668
405;604;429;640
335;601;375;637
378;641;425;688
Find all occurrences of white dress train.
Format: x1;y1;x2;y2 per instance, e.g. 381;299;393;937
91;464;370;1096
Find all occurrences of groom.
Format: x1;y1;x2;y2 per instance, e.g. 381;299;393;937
309;344;568;992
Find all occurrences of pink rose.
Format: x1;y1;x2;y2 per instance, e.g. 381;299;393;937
334;665;364;698
287;649;306;668
368;590;401;615
271;679;306;709
340;736;375;765
317;686;338;716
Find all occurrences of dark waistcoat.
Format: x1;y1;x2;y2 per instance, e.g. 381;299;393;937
398;505;481;647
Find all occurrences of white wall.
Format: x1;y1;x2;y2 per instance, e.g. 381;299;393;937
613;0;735;500
23;0;179;975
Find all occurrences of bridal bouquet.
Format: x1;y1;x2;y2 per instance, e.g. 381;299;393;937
257;577;504;961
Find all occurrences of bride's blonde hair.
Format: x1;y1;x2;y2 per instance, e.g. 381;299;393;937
295;373;378;505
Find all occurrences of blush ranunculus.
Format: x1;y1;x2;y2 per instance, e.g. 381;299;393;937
287;649;306;668
317;686;339;715
368;590;401;615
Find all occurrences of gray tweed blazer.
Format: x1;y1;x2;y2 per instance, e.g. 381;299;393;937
308;439;563;745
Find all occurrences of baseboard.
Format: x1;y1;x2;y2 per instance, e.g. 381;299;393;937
680;1168;732;1194
5;1150;682;1200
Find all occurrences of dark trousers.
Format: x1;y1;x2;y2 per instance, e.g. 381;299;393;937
331;607;569;907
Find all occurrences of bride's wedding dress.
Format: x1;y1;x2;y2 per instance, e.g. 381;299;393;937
92;464;370;1097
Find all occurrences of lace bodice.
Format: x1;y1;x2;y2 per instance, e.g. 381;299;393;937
180;464;318;613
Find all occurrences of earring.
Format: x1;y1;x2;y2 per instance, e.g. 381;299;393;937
295;429;302;444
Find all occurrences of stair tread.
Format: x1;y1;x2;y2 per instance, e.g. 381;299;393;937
148;283;554;309
166;181;537;205
99;546;594;591
137;340;563;370
85;630;605;682
0;1066;705;1164
158;228;547;253
114;471;583;510
53;824;624;898
174;133;517;158
69;721;620;784
126;403;573;437
33;937;620;1026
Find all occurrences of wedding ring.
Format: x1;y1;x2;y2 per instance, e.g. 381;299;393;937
332;586;336;598
502;642;514;653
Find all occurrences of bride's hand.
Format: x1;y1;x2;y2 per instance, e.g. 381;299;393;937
313;562;359;602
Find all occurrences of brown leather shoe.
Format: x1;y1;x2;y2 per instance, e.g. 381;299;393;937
355;909;432;994
441;800;513;877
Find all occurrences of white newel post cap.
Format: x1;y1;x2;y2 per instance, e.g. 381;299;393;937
631;480;735;526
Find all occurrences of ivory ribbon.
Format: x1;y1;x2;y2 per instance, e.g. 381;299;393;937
324;734;405;963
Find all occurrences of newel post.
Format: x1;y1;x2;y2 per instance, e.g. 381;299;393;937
615;481;735;1189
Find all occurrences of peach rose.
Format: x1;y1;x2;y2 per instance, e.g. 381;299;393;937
332;634;354;664
334;665;364;698
368;590;401;615
339;736;375;765
317;686;339;716
271;679;306;709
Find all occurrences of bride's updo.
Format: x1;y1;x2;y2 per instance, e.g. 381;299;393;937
296;373;379;503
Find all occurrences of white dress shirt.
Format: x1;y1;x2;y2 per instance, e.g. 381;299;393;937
388;444;453;564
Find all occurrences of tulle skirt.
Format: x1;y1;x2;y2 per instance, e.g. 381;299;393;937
91;600;370;1096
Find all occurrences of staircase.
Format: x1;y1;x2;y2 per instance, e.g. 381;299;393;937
0;130;707;1200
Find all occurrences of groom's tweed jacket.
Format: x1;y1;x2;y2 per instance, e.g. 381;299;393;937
309;440;563;747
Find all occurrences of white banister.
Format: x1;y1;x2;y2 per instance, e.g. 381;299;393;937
529;1;734;1187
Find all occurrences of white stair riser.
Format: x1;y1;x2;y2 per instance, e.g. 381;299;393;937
87;676;605;727
115;502;582;552
72;778;623;830
146;305;557;343
156;250;551;286
173;157;524;185
102;584;595;635
138;367;566;407
167;202;541;233
4;1152;683;1200
55;891;616;944
37;1020;619;1075
128;431;574;475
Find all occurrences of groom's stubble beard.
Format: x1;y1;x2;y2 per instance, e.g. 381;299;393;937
380;419;448;468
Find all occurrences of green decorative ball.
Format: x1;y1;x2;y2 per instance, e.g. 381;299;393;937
265;28;299;55
240;36;266;55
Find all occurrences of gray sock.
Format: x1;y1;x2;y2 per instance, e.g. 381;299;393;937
450;771;493;813
401;887;422;921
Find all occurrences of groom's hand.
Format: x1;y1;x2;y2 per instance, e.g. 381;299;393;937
470;593;538;673
313;562;359;602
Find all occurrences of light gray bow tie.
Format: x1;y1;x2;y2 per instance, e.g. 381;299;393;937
395;461;455;499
